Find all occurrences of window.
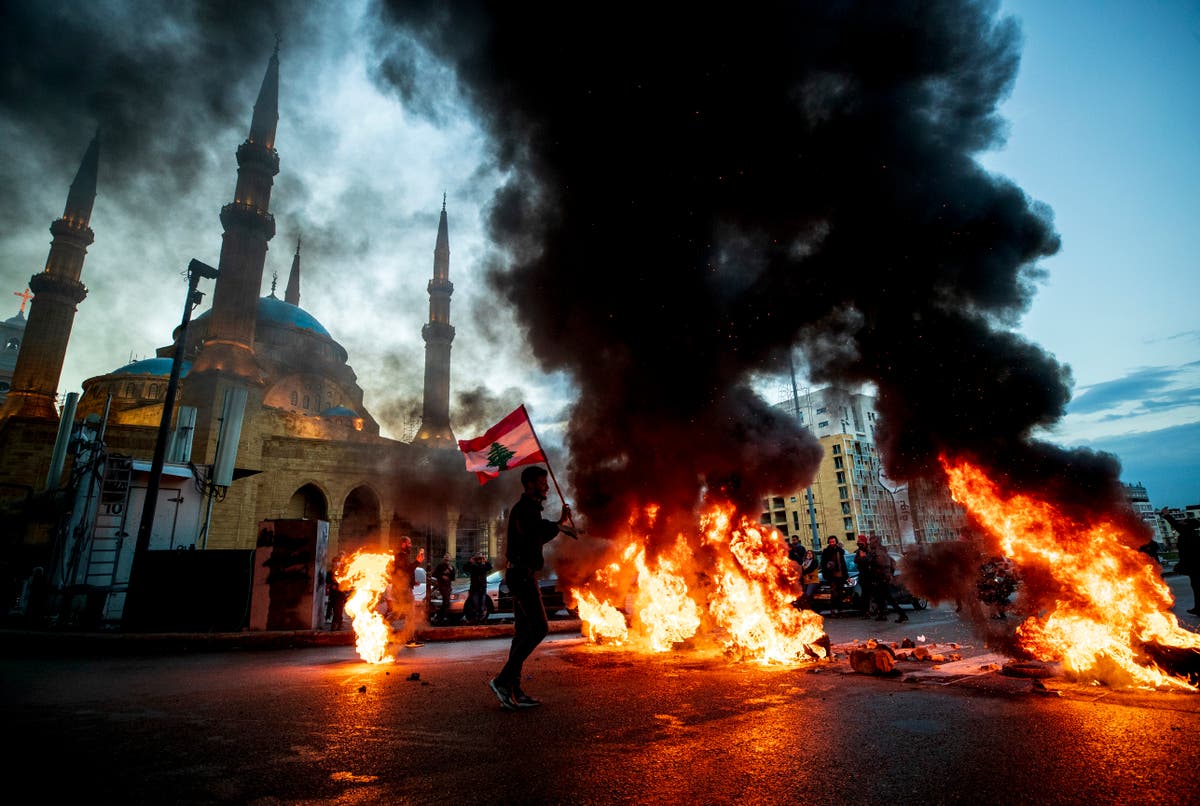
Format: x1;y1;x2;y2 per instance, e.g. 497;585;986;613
818;420;829;429
4;337;18;350
833;456;843;469
290;390;298;406
832;445;841;455
843;517;853;529
761;513;771;524
816;406;827;414
148;384;158;398
836;471;846;484
839;486;848;500
792;511;800;529
772;497;784;508
841;502;851;515
774;511;787;523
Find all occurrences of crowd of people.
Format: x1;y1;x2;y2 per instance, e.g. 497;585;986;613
787;533;910;621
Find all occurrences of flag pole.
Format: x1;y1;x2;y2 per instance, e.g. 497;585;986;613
521;405;578;538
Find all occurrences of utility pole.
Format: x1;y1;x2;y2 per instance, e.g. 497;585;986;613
124;259;218;626
789;355;821;548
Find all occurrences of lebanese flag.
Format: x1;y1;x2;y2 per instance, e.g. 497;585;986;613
457;405;547;485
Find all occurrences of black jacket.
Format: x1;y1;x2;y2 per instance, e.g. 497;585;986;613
463;559;493;590
821;544;847;580
506;493;561;571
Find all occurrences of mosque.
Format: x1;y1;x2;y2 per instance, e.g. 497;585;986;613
0;48;492;621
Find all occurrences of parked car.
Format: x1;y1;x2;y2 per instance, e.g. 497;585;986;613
809;551;860;613
427;570;502;624
497;571;579;619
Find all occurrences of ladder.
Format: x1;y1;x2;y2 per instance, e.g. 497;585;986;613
85;455;132;588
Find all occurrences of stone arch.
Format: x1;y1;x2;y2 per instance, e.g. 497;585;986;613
286;482;329;521
340;484;382;555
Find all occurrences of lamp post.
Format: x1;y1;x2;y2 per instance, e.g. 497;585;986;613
125;259;218;625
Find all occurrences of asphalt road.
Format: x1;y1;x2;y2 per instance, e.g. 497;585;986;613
4;581;1199;805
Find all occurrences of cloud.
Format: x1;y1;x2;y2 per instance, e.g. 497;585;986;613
1071;421;1200;508
1069;361;1200;416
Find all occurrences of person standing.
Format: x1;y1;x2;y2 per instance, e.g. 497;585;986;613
801;549;821;610
788;535;805;567
852;537;873;618
392;537;426;647
432;554;456;624
489;465;575;711
820;536;848;616
463;553;494;624
325;552;348;631
1161;508;1199;616
867;537;908;623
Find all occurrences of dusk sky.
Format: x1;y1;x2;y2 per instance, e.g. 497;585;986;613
2;1;1197;507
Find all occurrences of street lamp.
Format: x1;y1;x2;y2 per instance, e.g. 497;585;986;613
125;259;218;626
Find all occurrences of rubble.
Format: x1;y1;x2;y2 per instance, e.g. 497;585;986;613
850;645;898;675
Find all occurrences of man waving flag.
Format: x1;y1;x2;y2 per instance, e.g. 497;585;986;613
457;405;547;485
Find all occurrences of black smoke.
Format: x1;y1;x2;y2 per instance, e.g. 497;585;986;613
374;1;1125;543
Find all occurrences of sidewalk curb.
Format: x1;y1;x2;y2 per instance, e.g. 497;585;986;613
0;619;583;656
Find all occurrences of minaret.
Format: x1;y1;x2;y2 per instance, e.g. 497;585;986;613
188;46;280;381
416;195;456;446
0;132;99;421
284;238;301;305
178;48;280;542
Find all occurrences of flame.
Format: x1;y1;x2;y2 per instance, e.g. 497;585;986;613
944;458;1200;690
334;550;396;665
572;503;827;664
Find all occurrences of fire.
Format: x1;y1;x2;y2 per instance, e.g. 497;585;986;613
571;503;827;664
334;550;396;665
944;458;1200;690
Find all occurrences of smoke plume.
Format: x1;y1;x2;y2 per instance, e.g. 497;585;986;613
373;0;1135;558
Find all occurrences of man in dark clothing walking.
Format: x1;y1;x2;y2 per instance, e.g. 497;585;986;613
489;465;575;711
1161;508;1200;616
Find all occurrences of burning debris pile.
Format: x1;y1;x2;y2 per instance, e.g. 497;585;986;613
945;458;1200;690
572;503;828;665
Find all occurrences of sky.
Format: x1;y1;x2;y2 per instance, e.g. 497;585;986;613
1;1;1197;509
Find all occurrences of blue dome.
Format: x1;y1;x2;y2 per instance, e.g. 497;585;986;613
189;296;331;338
321;406;358;417
111;357;191;377
257;296;330;337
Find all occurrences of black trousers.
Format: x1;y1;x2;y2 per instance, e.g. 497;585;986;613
498;569;548;689
827;577;845;612
870;580;903;615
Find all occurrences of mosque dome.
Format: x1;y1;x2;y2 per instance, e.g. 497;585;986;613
189;296;330;337
110;357;191;377
321;405;359;417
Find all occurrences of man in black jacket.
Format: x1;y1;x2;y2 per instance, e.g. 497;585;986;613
821;536;848;616
432;554;456;624
489;465;574;711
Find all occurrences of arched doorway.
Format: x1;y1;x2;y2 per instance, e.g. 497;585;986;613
286;483;328;520
340;485;381;555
